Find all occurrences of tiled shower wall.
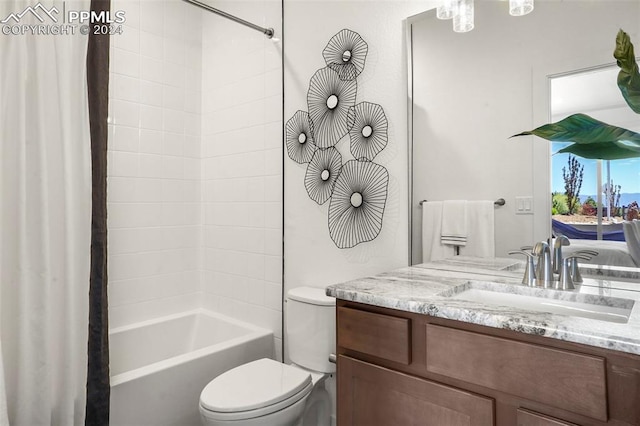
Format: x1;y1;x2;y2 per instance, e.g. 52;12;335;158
107;0;203;327
200;0;283;360
107;0;283;357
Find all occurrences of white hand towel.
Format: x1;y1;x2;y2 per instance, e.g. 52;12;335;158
460;200;495;258
441;200;468;246
422;201;455;262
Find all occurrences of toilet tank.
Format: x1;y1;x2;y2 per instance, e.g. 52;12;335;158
286;287;336;373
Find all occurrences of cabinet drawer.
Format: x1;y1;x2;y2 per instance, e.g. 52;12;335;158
517;408;578;426
426;325;607;421
337;307;411;364
338;355;494;426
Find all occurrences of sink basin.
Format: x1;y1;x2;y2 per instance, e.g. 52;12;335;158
448;287;634;324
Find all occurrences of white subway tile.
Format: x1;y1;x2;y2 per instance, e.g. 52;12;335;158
110;124;139;152
139;129;163;154
163;85;184;111
263;121;281;149
139;80;164;107
139;104;164;131
139;153;164;178
264;255;282;284
135;178;163;203
113;74;140;103
264;202;281;229
183;158;200;181
162;156;184;179
111;151;138;177
113;0;139;29
163;62;185;88
264;229;282;256
246;278;265;306
162;131;184;156
184;136;201;158
139;0;164;35
264;148;282;176
140;56;164;84
163;37;185;65
163;109;184;133
139;30;163;60
264;175;282;202
113;24;140;53
112;99;140;127
264;282;282;311
113;48;140;78
107;176;137;203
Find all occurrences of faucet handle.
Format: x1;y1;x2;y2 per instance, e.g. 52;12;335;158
533;242;553;285
520;245;533;252
566;253;592;284
552;236;570;275
508;250;536;286
554;235;570;247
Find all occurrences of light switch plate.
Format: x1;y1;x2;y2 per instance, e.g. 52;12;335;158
515;196;534;215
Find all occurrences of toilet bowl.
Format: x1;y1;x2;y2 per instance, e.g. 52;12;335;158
199;287;335;426
199;358;330;426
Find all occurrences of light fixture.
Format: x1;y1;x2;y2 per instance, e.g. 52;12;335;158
436;0;455;20
437;0;534;33
509;0;534;16
453;0;474;33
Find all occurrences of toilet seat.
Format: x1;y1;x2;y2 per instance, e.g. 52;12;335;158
200;358;313;421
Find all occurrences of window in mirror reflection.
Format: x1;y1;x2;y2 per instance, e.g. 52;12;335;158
550;65;640;244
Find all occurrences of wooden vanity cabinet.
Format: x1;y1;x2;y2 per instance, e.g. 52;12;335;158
336;300;640;426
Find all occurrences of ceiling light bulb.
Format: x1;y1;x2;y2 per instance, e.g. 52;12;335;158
509;0;534;16
453;0;474;33
437;0;455;20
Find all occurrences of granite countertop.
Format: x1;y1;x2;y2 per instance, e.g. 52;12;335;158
326;257;640;356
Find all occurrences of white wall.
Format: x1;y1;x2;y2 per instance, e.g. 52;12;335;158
107;0;203;328
283;1;435;295
200;0;284;360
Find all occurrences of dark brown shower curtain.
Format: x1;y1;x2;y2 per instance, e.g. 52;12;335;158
85;0;111;424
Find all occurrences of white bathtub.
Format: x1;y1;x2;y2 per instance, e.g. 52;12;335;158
110;309;274;426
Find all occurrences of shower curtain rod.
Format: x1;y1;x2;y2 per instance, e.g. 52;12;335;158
181;0;275;39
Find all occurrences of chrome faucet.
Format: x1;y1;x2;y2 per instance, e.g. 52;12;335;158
552;235;570;274
534;241;553;287
508;250;536;286
558;254;592;290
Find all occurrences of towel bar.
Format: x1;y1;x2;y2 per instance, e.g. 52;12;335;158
419;198;506;207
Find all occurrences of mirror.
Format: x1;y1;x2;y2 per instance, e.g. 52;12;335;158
407;0;640;265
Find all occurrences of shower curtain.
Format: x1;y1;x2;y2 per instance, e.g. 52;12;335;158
0;0;107;423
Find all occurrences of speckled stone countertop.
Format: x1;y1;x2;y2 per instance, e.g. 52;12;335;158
326;257;640;356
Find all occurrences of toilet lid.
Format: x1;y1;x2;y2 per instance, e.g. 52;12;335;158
200;358;312;413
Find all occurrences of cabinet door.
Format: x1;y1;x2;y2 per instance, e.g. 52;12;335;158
517;408;579;426
338;355;494;426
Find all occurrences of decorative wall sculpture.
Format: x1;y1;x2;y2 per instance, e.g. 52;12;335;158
328;160;389;248
347;102;388;161
323;29;368;81
305;147;343;205
286;110;317;164
287;29;389;249
307;67;357;148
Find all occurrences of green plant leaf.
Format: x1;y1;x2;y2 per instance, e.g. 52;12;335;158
512;113;640;160
615;29;640;114
558;141;640;160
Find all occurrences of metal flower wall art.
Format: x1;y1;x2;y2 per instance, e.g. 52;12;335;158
286;29;390;249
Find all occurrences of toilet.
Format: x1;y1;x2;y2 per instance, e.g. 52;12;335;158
199;287;336;426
